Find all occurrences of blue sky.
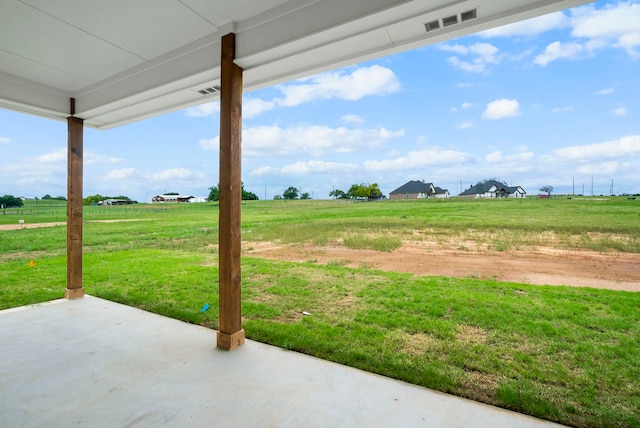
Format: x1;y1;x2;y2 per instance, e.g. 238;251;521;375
1;0;639;201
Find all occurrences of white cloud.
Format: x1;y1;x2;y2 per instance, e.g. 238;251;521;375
596;87;614;95
240;125;404;157
575;161;627;176
485;150;535;163
549;134;640;161
534;41;587;66
477;149;537;178
551;106;574;113
105;168;135;180
535;2;640;66
440;43;500;73
85;152;123;166
282;161;357;175
275;65;400;106
35;148;66;163
441;43;499;57
0;136;10;144
363;148;473;171
482;99;521;120
148;168;193;181
251;160;358;176
341;114;364;124
198;137;218;150
571;2;640;58
478;11;569;38
611;106;628;116
244;98;276;118
249;166;277;177
185;101;219;118
451;102;474;112
457;121;473;129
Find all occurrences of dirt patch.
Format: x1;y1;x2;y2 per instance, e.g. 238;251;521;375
0;222;66;230
0;219;151;231
245;241;640;292
399;332;433;356
456;325;488;344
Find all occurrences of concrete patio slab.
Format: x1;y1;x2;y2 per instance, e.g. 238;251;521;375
0;296;564;427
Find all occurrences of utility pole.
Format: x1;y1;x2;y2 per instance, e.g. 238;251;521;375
572;176;574;196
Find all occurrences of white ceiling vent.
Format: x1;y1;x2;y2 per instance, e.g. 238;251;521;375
424;20;440;32
461;9;478;22
197;85;221;95
442;15;458;27
424;8;478;33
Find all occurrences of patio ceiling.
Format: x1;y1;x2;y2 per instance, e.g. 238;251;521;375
0;0;591;129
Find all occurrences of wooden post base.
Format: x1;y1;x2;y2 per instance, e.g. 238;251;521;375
217;329;245;350
64;288;85;299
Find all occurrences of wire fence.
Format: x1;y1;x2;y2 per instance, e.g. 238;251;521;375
1;204;170;217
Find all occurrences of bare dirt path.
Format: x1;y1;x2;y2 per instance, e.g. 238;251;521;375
0;219;150;231
245;242;640;292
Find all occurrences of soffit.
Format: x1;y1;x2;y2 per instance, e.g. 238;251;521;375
0;0;592;129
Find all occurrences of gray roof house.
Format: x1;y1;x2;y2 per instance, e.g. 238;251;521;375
389;180;450;200
433;187;450;198
459;180;526;198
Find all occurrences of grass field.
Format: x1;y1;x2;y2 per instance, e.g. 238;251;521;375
1;197;639;427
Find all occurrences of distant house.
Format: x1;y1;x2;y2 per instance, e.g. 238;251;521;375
459;180;526;198
433;187;450;199
152;194;194;203
389;180;450;200
98;199;135;205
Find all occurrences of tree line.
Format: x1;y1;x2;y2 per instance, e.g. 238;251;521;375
208;183;259;201
0;194;23;208
329;183;383;200
1;194;69;208
273;187;311;200
267;182;384;200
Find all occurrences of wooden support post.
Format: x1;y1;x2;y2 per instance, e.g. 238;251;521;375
217;33;245;350
65;98;84;299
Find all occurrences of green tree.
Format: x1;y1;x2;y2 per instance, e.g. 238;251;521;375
83;194;131;205
367;183;383;200
282;186;299;200
0;194;23;208
346;183;383;200
241;183;259;200
347;183;369;199
539;185;553;197
347;184;363;199
329;189;348;199
300;192;311;200
207;186;219;202
83;194;105;205
209;183;259;201
273;195;283;200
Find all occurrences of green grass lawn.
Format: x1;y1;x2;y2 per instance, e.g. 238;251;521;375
1;197;639;427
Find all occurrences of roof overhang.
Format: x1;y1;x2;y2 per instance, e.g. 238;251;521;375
0;0;592;129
